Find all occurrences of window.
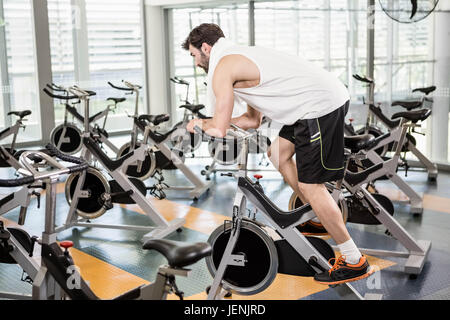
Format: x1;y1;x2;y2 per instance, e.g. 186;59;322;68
171;3;249;122
85;0;145;132
0;0;40;143
47;0;146;133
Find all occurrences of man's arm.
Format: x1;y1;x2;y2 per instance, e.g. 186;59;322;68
187;54;260;137
230;104;262;130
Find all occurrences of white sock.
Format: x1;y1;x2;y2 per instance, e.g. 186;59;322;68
337;239;362;265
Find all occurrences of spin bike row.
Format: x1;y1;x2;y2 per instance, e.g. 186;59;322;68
0;119;431;300
41;83;218;242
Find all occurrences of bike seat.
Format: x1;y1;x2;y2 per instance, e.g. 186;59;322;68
179;104;205;113
344;134;374;153
7;110;32;119
138;114;170;126
391;100;422;110
412;85;436;95
391;108;432;123
107;97;126;104
142;239;212;268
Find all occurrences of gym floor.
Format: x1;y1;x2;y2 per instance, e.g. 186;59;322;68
1;142;450;300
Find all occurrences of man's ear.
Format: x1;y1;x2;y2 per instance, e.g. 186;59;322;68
201;42;212;56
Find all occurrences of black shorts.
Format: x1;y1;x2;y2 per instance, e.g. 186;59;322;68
278;101;349;184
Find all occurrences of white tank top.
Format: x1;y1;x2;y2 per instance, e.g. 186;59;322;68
207;38;350;125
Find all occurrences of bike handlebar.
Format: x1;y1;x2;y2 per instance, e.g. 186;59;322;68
43;87;79;100
193;124;255;144
170;77;189;86
352;74;373;84
0;144;88;187
108;81;133;91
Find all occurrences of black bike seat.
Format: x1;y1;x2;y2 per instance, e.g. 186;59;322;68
107;97;126;104
412;86;436;95
344;134;375;153
7;110;32;118
138;114;170;126
391;108;432;123
391;100;422;110
142;239;211;268
179;104;205;113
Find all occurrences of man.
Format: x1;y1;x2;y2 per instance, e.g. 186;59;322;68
183;23;373;285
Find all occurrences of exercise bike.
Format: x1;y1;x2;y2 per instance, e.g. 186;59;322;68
0;144;89;299
289;131;431;277
0;109;33;170
48;83;121;156
193;125;370;300
0;147;212;300
169;76;209;156
109;80;211;200
347;74;438;182
43;85;185;242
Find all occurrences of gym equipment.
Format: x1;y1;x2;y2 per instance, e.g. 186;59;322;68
0;147;211;300
347;106;429;215
0;109;32;170
48;83;120;156
194;125;369;300
200;116;273;181
0;144;89;299
109;80;211;200
169;76;209;155
43;85;185;242
290;131;431;276
0;110;44;220
349;74;438;182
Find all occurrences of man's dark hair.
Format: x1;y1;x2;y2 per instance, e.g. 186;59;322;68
182;23;225;50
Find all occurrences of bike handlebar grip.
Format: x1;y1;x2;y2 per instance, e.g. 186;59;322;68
45;144;88;173
108;81;133;91
352;74;373;84
122;80;142;89
46;83;66;92
67;163;89;174
43;88;78;100
0;175;35;187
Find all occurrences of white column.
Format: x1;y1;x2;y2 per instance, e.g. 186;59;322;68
71;0;90;85
31;0;53;143
431;1;450;163
143;3;170;117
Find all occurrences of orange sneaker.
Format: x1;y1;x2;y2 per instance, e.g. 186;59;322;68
314;255;374;285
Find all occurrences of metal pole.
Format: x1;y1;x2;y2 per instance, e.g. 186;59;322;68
367;0;375;102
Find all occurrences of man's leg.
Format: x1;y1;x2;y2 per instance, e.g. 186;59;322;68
297;182;351;244
268;136;308;204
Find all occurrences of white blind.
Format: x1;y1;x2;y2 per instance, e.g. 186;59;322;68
86;0;142;71
2;0;40;141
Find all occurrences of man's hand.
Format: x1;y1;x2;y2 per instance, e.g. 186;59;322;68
186;118;227;138
186;118;204;134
